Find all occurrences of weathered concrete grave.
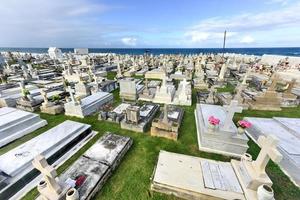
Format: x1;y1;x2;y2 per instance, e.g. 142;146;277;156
34;133;133;200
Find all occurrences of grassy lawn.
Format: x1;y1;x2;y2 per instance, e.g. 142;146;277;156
1;88;299;199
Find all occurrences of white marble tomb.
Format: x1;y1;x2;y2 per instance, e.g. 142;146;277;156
194;102;249;157
244;117;300;187
0;107;47;147
64;91;113;118
0;120;94;199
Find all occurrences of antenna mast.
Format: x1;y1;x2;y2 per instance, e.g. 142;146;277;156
222;30;227;57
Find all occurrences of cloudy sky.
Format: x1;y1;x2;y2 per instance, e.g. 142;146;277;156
0;0;300;48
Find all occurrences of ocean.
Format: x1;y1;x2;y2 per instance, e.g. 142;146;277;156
0;47;300;57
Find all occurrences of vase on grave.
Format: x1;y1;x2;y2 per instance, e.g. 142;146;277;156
238;127;245;135
257;184;274;200
66;188;79;200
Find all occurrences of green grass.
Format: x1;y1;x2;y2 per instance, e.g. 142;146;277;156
216;82;235;93
1;88;299;200
107;71;117;80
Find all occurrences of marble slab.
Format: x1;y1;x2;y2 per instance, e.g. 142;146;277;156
0;120;90;177
84;133;132;167
245;117;300;187
140;104;154;117
200;104;236;132
245;118;300;155
274;117;300;137
151;151;245;200
0;107;47;147
113;103;131;114
201;160;242;193
81;92;111;108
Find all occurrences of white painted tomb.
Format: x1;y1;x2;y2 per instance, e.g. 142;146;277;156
244;117;300;187
0;107;47;147
194;100;249;157
64;87;113;118
152;141;281;200
0;120;95;199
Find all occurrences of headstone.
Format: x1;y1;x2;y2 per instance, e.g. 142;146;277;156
222;100;243;132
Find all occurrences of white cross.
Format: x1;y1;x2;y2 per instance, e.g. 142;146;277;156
66;86;76;103
222;100;243;131
253;135;282;175
32;154;62;195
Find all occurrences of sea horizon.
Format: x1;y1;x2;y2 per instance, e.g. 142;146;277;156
1;47;300;57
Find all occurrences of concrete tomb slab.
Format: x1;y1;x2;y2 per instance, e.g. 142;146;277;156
35;133;133;200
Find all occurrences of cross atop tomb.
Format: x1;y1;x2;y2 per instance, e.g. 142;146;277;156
253;135;282;175
32;154;62;195
218;63;227;81
66;86;76;103
163;104;169;123
41;89;48;104
268;74;280;91
222;100;243;132
286;78;296;93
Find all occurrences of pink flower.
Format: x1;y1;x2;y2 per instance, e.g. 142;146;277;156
238;120;252;128
208;116;220;126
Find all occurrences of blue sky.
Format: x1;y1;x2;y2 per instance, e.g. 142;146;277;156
0;0;299;48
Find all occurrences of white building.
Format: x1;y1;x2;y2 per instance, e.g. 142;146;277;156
48;47;63;60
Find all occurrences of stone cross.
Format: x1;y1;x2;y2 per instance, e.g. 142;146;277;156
218;63;227;81
32;154;62;195
242;68;251;85
286;78;296;94
19;80;25;90
67;86;76;103
268;74;280;91
222;100;243;132
41;90;48;104
163;104;169;123
253;135;282;175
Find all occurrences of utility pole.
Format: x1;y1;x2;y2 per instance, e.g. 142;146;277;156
222;30;227;61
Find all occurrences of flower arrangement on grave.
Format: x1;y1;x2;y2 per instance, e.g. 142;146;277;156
237;120;252;135
208;116;220;132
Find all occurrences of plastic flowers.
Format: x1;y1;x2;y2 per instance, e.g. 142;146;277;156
238;120;252;128
208;116;220;126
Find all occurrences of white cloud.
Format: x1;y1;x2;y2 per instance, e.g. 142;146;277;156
266;0;289;6
0;0;122;47
184;31;237;45
121;37;137;46
181;2;300;47
190;2;300;32
240;36;255;44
